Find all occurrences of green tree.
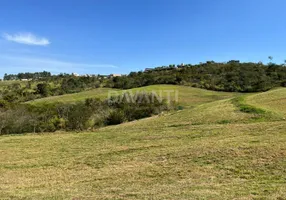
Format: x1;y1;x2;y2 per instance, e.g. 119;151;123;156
36;83;50;97
268;56;273;65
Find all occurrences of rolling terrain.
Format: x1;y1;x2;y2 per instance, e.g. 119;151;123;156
1;85;286;199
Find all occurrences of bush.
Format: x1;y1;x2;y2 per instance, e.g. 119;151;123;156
36;83;51;97
0;100;9;109
105;110;126;125
66;103;92;130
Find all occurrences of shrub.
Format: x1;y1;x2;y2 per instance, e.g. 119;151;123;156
0;100;9;109
105;110;126;125
36;83;51;97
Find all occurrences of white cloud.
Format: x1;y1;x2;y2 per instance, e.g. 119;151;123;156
2;32;50;46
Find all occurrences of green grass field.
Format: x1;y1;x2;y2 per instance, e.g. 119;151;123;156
1;85;286;199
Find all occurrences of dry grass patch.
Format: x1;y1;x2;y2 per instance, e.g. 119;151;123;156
1;86;286;199
1;121;286;199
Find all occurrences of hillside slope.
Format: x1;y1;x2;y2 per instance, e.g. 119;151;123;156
1;87;286;199
246;88;286;117
27;85;236;106
27;88;118;105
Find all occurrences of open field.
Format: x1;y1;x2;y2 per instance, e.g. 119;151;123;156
1;86;286;199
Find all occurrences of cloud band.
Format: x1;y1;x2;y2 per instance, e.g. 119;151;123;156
2;32;50;46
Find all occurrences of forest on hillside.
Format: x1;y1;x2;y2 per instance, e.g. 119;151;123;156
109;60;286;91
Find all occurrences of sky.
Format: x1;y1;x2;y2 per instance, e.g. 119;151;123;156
0;0;286;78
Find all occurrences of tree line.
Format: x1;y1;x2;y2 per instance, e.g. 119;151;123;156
3;71;52;80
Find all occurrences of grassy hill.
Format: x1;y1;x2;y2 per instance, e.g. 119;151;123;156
27;88;118;105
27;85;236;106
1;86;286;199
246;88;286;117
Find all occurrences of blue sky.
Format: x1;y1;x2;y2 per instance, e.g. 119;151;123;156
0;0;286;78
